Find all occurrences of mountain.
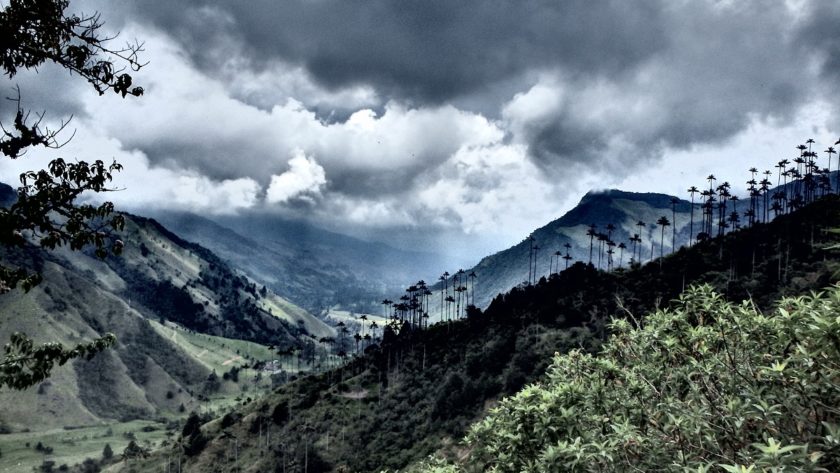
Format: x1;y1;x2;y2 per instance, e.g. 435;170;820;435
428;189;702;315
113;195;840;473
150;211;446;314
0;206;332;449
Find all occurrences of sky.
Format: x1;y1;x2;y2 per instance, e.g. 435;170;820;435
1;0;839;263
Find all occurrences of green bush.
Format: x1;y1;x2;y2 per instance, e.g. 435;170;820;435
432;284;840;472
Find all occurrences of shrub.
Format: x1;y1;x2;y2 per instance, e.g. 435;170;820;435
436;284;840;472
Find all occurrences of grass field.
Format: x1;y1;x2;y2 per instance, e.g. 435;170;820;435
0;419;169;472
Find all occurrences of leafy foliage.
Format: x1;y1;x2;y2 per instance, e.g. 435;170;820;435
436;284;840;472
0;331;115;390
0;0;145;390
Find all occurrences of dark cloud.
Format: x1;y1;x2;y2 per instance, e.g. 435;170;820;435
120;0;667;104
107;0;838;175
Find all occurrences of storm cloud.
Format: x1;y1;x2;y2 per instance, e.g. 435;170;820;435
2;0;839;259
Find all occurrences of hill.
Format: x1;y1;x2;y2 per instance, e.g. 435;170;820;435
115;195;840;472
151;210;447;314
0;201;333;470
421;190;702;318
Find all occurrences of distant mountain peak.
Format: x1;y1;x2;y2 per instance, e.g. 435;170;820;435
579;188;684;207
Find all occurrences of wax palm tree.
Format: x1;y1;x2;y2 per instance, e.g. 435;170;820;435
687;186;699;246
827;147;837;193
617;242;626;268
760;174;771;222
635;221;645;262
423;288;433;325
527;236;535;285
649;223;657;261
359;314;368;339
628;233;640;264
606;240;616;271
439;271;449;320
468;271;477;306
562;251;572;270
656;216;670;267
586;224;597;265
531;246;540;283
669;197;679;250
353;333;362;355
444;295;455;322
596;233;606;270
455;284;466;319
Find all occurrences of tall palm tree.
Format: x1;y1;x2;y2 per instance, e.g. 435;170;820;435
468;271;477;306
596;233;606;270
606;240;616;271
586;224;597;266
617;242;626;268
669;197;679;250
656;216;670;267
441;271;450;319
531;245;540;283
827;147;837;193
649;223;657;262
381;299;392;321
629;233;640;264
359;314;368;339
635;221;646;261
445;295;455;322
687;186;699;246
527;236;535;285
563;242;572;270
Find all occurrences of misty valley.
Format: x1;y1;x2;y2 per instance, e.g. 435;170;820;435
2;1;840;472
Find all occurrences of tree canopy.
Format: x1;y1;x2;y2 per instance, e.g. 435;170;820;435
425;284;840;472
0;0;144;390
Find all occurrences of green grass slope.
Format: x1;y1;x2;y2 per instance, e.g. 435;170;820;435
0;212;334;471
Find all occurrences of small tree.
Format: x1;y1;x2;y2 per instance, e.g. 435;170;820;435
102;443;113;460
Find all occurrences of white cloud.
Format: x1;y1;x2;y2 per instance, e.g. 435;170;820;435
266;151;327;204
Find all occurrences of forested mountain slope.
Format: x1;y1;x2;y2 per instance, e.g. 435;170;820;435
428;190;702;315
120;195;840;473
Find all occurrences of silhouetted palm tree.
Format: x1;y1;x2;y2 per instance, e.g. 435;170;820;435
649;223;657;261
670;197;679;250
687;186;699;246
617;242;626;268
635;221;646;262
656;216;670;267
527;236;535;285
586;224;597;265
468;271;477;306
629;233;640;264
606;240;616;271
827;147;837;194
531;246;540;283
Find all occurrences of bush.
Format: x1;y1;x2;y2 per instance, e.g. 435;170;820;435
436;284;840;472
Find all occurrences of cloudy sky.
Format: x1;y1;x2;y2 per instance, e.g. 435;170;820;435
1;0;839;262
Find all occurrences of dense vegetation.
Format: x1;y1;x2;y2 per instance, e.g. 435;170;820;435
425;283;840;472
120;196;840;472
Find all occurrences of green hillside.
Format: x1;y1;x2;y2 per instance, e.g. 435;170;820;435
113;195;840;472
0;213;333;472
